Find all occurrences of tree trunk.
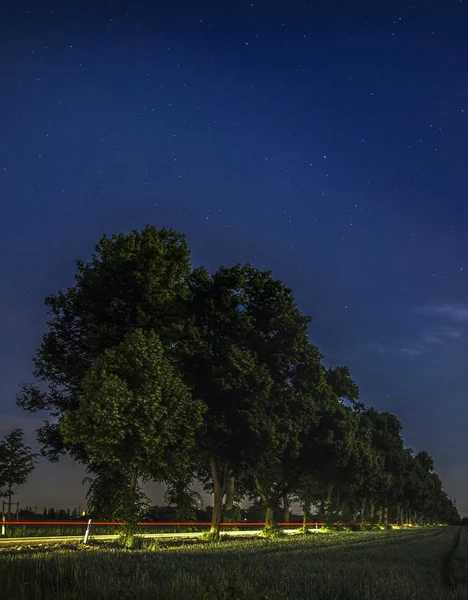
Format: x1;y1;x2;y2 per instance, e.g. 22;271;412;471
211;482;223;538
383;505;388;525
209;457;228;540
319;497;325;518
335;488;341;514
370;499;375;522
265;507;275;530
224;475;235;522
327;483;334;521
327;483;334;505
360;498;367;523
283;491;290;523
7;485;12;520
303;506;308;529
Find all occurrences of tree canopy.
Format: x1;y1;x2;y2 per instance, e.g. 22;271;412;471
17;224;459;532
59;329;205;520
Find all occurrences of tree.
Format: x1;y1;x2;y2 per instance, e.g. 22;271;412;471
164;477;201;521
17;226;192;466
344;405;383;523
0;429;37;518
289;379;361;527
59;329;205;521
248;341;329;532
82;465;149;521
182;264;324;537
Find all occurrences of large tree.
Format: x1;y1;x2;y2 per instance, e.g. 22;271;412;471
0;429;38;518
363;409;406;524
289;379;361;527
17;226;192;465
181;263;319;538
164;477;201;522
59;329;205;520
246;343;332;531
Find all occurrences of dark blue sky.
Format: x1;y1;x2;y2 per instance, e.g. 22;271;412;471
1;0;468;513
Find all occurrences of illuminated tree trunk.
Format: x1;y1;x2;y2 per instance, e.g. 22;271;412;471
327;483;334;521
327;483;334;505
383;505;388;525
397;505;403;524
370;499;375;522
265;507;275;529
209;456;228;540
7;484;12;520
283;491;290;523
319;496;326;519
224;475;235;522
360;498;367;523
256;478;277;531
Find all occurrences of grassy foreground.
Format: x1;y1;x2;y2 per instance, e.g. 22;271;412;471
1;527;467;599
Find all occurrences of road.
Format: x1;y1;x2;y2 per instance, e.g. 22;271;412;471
0;528;313;545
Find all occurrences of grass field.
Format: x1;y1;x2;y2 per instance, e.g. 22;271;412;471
1;527;467;599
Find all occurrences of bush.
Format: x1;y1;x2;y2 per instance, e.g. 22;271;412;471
257;526;286;539
297;526;312;535
116;523;141;549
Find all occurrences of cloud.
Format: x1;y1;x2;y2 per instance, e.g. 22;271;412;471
367;313;464;360
367;343;387;355
418;305;468;324
400;346;424;358
420;326;463;345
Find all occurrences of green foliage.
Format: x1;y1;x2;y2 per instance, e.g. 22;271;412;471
15;224;458;535
164;478;201;521
0;429;38;507
296;526;311;534
257;525;286;539
59;329;205;519
183;263;319;535
60;329;204;479
223;504;242;523
115;525;161;550
84;466;148;522
116;526;139;549
17;225;192;463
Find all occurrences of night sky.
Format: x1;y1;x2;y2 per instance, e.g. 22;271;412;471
1;0;468;514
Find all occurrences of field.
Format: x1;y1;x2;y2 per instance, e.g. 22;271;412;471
1;527;467;600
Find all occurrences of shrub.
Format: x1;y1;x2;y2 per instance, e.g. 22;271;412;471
257;526;286;539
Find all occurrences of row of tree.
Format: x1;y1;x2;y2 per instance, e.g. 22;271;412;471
17;225;459;538
9;506;86;520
